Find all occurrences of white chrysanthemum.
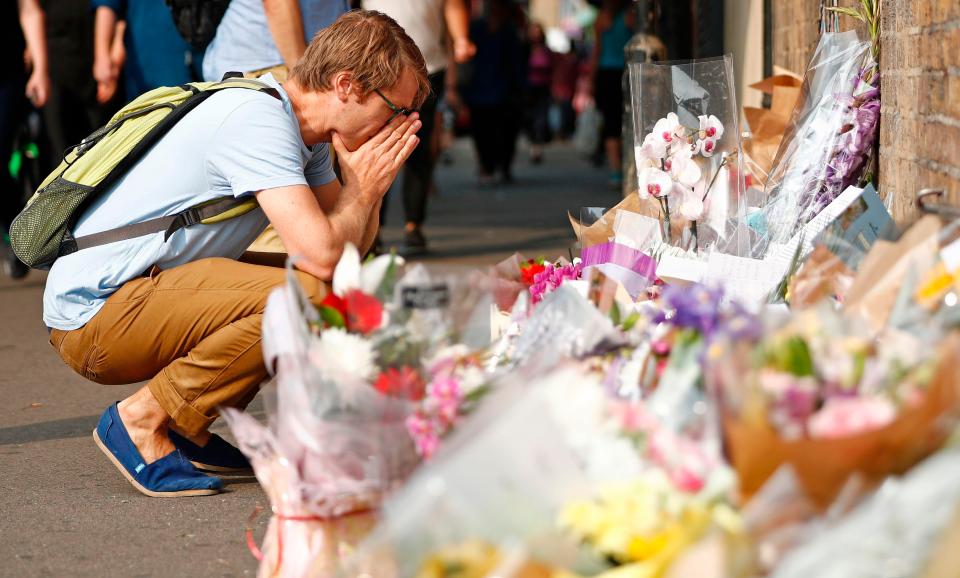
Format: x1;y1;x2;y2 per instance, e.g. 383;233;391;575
308;328;377;385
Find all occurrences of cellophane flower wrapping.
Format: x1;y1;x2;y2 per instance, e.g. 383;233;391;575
708;306;960;509
628;54;749;256
224;251;506;577
758;31;879;252
342;366;633;578
223;262;419;578
771;449;960;578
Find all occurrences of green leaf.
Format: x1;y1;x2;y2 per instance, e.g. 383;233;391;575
621;311;642;332
609;301;622;326
318;305;346;329
374;255;399;302
784;336;815;377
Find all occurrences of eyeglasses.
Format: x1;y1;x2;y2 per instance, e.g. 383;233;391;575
374;88;416;123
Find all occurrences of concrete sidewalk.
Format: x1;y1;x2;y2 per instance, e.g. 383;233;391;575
0;138;619;577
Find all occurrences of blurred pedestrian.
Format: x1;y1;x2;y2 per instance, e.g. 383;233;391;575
202;0;349;83
363;0;474;255
44;0;118;168
550;39;580;141
464;0;525;186
524;21;553;164
589;0;634;188
2;0;49;279
92;0;198;104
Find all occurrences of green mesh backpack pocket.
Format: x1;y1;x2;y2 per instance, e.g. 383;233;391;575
9;176;93;268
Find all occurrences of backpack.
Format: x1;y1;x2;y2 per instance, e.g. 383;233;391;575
165;0;232;50
9;75;281;270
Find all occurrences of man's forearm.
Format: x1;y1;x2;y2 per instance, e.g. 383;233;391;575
18;0;47;75
94;6;117;63
444;0;470;45
358;200;382;255
263;0;307;69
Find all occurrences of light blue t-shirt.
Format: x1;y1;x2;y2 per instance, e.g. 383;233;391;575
42;74;337;330
202;0;350;82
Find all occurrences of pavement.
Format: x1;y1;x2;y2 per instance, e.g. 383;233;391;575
0;138;619;577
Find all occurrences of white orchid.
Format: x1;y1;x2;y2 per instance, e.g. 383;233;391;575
651;112;680;145
331;243;404;298
698;114;724;141
637;167;673;200
667;147;702;186
696;137;718;158
676;182;706;221
637;133;667;161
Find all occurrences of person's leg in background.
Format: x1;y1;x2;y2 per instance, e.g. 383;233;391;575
498;100;522;183
528;85;551;163
470;104;499;185
396;70;444;255
597;68;624;188
0;73;28;279
50;257;329;495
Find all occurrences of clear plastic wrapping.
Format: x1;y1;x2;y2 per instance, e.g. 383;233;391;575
758;31;879;250
628;54;749;255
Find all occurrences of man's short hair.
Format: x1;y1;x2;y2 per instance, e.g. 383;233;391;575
291;10;430;109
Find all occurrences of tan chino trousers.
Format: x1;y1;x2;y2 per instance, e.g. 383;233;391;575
49;257;328;436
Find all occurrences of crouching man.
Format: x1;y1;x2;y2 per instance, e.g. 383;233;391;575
42;11;429;497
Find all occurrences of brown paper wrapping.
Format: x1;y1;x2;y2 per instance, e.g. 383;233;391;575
786;245;855;309
843;215;941;333
568;195;686;249
724;333;960;510
742;74;802;186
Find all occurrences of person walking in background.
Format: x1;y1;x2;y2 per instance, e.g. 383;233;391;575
362;0;475;256
45;0;118;166
465;0;526;186
550;39;580;141
590;0;634;188
202;0;350;83
92;0;198;104
524;21;553;164
2;0;49;279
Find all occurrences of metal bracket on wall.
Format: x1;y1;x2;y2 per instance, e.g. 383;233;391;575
917;188;960;220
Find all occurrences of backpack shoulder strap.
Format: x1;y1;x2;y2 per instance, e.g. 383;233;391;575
70;196;259;253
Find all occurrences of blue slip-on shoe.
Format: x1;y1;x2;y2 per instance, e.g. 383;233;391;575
92;403;222;498
168;429;252;475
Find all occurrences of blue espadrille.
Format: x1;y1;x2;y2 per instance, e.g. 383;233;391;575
92;403;222;497
168;429;252;474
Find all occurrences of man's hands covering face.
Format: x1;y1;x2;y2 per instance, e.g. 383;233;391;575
332;113;422;205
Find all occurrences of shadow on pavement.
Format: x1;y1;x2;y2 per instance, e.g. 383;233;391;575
0;415;97;446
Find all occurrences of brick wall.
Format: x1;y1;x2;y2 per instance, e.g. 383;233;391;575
879;0;960;220
771;0;960;221
771;0;863;74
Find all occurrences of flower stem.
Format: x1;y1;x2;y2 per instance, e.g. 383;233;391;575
701;153;734;203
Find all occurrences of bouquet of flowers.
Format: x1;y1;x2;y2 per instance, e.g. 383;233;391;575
224;253;417;577
226;248;502;576
629;54;748;254
758;27;880;248
712;307;960;508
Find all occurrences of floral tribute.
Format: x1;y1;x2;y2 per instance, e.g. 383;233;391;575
636;112;728;247
405;346;490;459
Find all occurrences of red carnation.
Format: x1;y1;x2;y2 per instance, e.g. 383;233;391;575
373;366;426;401
520;261;546;286
342;289;383;335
